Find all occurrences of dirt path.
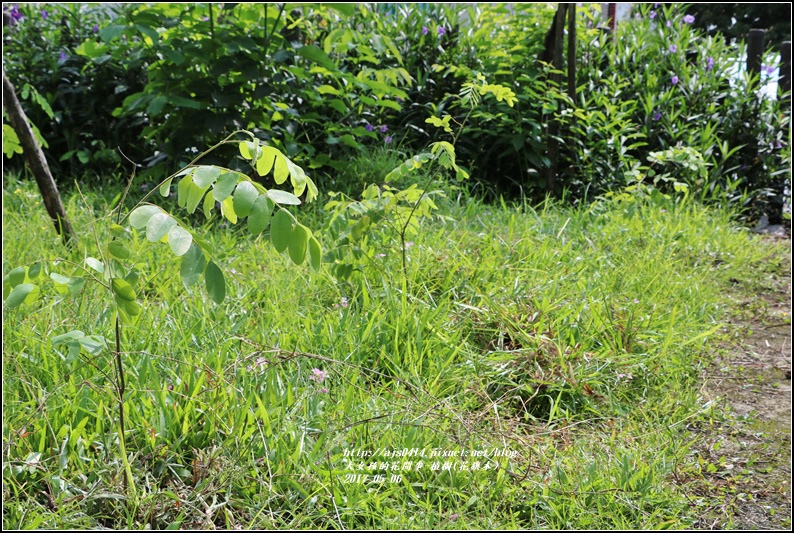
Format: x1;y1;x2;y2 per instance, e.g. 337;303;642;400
694;237;791;529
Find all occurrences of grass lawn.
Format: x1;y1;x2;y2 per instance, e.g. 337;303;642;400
2;172;786;529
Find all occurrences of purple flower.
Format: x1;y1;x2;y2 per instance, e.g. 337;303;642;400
775;141;783;149
438;26;446;36
666;20;672;28
669;44;677;53
653;112;662;121
683;14;695;24
5;3;22;25
340;296;348;308
384;135;393;144
40;9;48;20
92;24;99;33
140;183;150;193
762;64;777;75
671;75;679;85
59;51;68;62
310;368;328;383
365;123;374;132
650;11;656;20
396;97;404;103
706;56;714;71
202;16;209;22
379;125;388;133
633;298;640;304
320;387;328;394
422;26;428;35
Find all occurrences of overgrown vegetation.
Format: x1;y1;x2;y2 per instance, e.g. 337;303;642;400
3;2;791;529
3;169;785;528
2;2;789;218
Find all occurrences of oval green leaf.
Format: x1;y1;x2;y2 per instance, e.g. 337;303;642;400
6;266;26;288
192;166;222;188
308;236;322;272
129;205;162;229
168;225;193;256
180;244;206;288
267;189;301;205
248;195;273;235
205;261;226;304
146;212;177;242
233;181;259;218
85;257;104;274
270;210;293;253
108;241;131;260
288;224;309;265
159;177;173;197
212;172;239;202
5;283;36;308
111;277;137;302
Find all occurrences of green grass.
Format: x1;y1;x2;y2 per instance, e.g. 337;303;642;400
2;171;783;529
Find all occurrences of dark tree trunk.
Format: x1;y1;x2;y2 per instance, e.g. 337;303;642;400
544;4;568;195
3;68;75;244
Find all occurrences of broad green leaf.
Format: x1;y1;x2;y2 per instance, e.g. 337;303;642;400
52;330;84;345
115;296;141;318
125;269;139;288
203;189;215;219
78;335;107;355
146;213;177;242
256;147;277;177
304;176;319;203
233;181;259;218
6;267;26;288
168;225;193;256
193;166;222;188
270;210;293;253
111;277;137;302
308;236;322;272
177;175;192;208
273;153;289;184
185;182;209;214
248;195;274;234
108;241;131;259
287;160;307;196
180;244;206;288
212;172;239;202
110;224;126;236
28;263;42;279
297;44;337;71
267;189;301;205
327;3;356;16
5;283;36;308
239;141;256;160
159;177;173;197
221;196;238;224
129;205;162;229
289;224;309;265
205;261;226;304
85;257;104;274
50;272;72;285
67;277;86;296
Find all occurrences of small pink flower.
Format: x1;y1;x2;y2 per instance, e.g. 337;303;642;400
310;368;327;383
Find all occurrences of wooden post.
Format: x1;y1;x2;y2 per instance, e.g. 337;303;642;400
567;3;576;102
747;29;765;88
546;3;567;195
3;69;75;244
780;41;791;108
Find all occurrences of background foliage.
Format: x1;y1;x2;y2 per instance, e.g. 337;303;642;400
2;2;790;218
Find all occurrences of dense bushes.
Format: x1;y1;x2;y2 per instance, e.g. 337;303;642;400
3;2;789;218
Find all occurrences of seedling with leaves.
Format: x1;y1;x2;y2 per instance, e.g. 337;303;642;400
2;130;321;496
322;74;516;281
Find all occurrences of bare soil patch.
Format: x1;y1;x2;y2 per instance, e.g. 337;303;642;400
694;237;791;529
